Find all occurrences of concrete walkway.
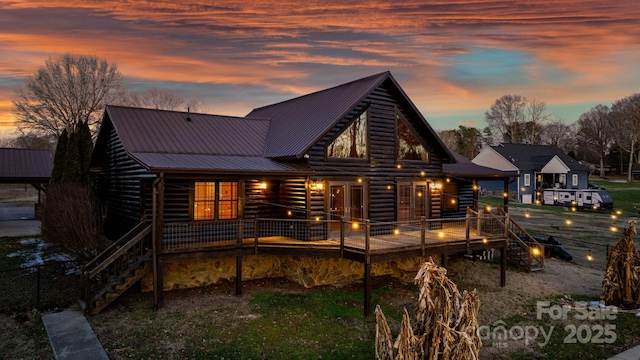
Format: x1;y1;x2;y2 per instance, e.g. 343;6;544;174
42;311;109;360
608;345;640;360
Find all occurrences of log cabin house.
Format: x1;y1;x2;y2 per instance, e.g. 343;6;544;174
84;71;541;315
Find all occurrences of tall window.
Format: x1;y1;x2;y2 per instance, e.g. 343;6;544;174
572;174;578;187
443;182;458;211
397;114;429;161
398;182;427;221
327;111;368;158
524;173;531;186
194;182;215;220
218;182;238;219
193;181;238;220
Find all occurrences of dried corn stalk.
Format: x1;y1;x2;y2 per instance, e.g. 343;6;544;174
375;258;481;360
602;220;640;308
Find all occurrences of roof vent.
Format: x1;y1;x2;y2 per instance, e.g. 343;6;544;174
186;107;192;122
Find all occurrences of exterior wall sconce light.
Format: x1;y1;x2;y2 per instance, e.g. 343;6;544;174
310;180;324;191
430;182;443;193
259;182;267;190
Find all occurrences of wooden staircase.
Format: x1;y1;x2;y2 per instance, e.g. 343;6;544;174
490;207;544;272
80;219;153;315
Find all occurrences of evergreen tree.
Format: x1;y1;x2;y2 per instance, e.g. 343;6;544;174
62;128;82;184
50;129;68;184
77;121;94;186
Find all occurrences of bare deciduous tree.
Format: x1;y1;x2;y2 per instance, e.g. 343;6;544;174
542;120;576;154
129;87;202;111
13;54;127;138
485;94;527;143
485;95;550;144
577;105;611;177
610;94;640;182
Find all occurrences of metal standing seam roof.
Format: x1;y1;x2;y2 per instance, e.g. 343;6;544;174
101;106;311;174
247;72;392;159
0;148;53;180
491;144;589;172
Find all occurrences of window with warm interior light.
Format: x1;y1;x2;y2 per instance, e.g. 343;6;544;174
398;182;427;221
397;114;429;161
194;182;215;220
443;182;458;211
193;181;238;220
327;111;368;158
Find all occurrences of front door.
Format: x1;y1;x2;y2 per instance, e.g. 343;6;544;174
329;181;367;232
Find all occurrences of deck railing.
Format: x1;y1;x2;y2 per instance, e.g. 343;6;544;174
162;211;508;255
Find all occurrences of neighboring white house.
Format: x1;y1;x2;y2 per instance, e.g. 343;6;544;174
472;144;590;204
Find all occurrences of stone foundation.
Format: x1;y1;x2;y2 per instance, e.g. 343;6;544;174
141;254;438;292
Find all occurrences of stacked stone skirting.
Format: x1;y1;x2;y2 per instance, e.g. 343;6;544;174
140;255;437;292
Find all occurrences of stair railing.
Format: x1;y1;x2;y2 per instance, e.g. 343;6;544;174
81;217;153;313
488;207;544;271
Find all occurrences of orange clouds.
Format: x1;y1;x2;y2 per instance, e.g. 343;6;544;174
0;0;639;135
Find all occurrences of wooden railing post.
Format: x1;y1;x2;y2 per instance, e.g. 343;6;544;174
365;219;370;262
254;216;259;255
477;209;483;236
237;219;243;245
340;217;345;258
504;214;510;238
364;219;371;317
420;216;426;257
465;209;471;253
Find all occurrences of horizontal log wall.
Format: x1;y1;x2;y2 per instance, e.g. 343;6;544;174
305;79;449;223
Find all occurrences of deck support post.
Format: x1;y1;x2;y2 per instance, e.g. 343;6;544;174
500;244;507;287
236;256;243;295
152;173;165;311
441;253;448;267
364;219;371;317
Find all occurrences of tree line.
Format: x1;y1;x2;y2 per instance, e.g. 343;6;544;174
439;93;640;182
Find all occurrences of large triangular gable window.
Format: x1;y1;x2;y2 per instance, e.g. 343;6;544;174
397;114;429;161
327;110;368;159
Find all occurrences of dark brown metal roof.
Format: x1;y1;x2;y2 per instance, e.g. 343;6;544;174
130;153;309;174
101;106;311;174
0;148;53;182
106;106;270;156
248;72;391;159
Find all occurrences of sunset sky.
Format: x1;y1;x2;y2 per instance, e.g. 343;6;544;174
1;0;639;138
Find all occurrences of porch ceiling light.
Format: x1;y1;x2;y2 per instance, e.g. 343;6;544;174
259;182;267;190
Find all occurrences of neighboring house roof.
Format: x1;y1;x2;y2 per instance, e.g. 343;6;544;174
484;144;589;172
247;71;453;161
444;151;516;178
0;148;53;182
94;106;311;175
